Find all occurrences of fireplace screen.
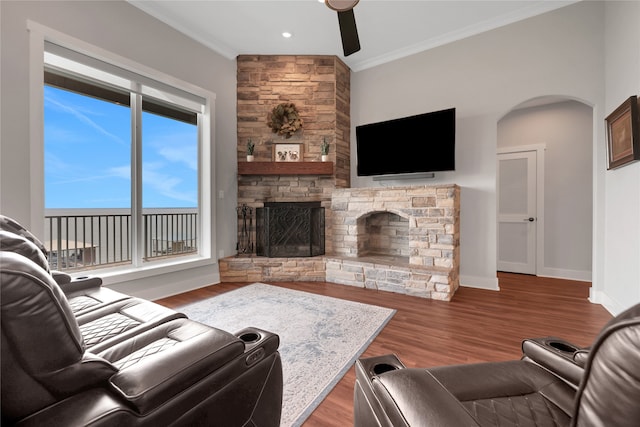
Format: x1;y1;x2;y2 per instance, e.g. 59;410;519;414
256;202;325;257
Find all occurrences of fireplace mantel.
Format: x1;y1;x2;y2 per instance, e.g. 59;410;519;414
238;161;334;176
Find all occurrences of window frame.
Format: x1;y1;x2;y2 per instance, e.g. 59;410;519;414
29;21;217;284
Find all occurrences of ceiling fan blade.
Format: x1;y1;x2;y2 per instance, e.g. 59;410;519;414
337;9;360;56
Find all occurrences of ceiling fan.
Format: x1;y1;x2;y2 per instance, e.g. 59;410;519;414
325;0;361;56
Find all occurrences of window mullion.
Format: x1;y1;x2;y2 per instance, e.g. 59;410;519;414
131;90;143;266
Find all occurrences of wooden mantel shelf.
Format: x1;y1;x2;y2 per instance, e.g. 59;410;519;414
238;161;334;176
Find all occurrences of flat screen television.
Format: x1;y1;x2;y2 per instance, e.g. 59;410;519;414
356;108;455;178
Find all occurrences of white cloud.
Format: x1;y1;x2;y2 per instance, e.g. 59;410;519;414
108;162;196;205
157;145;198;171
47;152;124;185
144;163;197;204
109;165;131;180
45;151;72;175
45;93;126;146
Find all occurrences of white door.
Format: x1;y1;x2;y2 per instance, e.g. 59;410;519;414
497;151;537;274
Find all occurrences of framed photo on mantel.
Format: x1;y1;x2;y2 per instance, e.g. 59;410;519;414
605;95;639;170
273;143;303;162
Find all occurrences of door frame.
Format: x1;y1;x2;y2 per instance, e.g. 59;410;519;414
497;144;546;275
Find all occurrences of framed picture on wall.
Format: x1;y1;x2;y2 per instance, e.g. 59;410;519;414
605;95;639;170
273;143;303;162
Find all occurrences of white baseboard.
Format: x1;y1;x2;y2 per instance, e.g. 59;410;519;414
589;290;631;317
108;264;220;301
460;275;500;291
538;267;592;282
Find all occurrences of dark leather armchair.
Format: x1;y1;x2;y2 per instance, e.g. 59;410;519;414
0;229;186;352
1;224;283;426
0;218;130;316
354;303;640;426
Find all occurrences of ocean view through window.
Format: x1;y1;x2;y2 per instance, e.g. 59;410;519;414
44;48;202;271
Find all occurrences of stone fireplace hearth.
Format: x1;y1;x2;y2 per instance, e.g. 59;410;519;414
220;184;460;301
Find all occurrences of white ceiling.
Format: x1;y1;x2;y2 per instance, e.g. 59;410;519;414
129;0;577;72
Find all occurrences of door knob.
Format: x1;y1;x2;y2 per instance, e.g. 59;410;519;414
524;217;535;222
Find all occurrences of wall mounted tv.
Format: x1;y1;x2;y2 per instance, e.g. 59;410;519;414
356;108;455;178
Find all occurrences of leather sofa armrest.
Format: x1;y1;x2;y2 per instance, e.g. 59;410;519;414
59;275;103;294
14;389;129;427
105;319;245;415
522;337;585;387
36;352;117;396
573;348;590;367
372;369;481;427
51;270;72;285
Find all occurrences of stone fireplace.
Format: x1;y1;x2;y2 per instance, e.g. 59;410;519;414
326;185;460;300
221;184;460;301
218;54;350;284
218;54;460;300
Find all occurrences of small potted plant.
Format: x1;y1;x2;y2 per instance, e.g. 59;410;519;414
321;137;330;162
246;139;255;162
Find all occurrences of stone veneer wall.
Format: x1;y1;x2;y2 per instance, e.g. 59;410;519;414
327;185;460;300
360;212;411;258
235;55;351;255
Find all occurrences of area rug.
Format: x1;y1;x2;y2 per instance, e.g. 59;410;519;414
179;283;395;426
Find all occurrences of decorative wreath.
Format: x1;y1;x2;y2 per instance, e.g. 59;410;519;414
266;103;303;138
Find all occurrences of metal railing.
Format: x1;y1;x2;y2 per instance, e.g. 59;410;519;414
44;208;198;271
143;211;198;261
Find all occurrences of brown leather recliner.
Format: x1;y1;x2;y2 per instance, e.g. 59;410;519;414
354;303;640;426
0;229;187;352
1;241;283;425
0;218;131;316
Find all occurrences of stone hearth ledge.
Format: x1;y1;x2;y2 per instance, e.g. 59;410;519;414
218;254;458;301
219;256;326;283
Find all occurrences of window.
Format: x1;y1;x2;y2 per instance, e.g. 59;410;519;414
42;41;211;273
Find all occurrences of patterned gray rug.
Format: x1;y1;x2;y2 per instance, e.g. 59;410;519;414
180;283;395;426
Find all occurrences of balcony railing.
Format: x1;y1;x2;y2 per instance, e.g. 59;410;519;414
44;208;198;271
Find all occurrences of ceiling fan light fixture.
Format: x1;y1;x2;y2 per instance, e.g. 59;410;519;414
325;0;359;12
325;0;361;56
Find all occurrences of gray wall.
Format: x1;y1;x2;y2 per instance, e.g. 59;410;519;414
498;100;593;280
597;0;640;314
351;1;605;290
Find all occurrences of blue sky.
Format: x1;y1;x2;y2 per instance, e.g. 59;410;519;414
44;86;197;209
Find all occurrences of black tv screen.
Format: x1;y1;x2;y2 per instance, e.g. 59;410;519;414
356;108;455;177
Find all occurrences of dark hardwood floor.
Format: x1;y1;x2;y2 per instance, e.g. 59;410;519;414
155;272;612;427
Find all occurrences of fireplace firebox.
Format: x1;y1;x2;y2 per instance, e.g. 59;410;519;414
256;202;325;257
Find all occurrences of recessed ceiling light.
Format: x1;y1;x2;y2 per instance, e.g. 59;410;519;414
282;32;293;38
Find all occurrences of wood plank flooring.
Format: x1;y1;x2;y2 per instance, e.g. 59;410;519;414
155;272;612;426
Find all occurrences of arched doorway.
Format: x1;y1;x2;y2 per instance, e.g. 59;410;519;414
497;96;593;281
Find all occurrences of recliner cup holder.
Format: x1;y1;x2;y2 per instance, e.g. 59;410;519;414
372;363;399;376
358;354;406;381
549;341;577;353
239;332;261;343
